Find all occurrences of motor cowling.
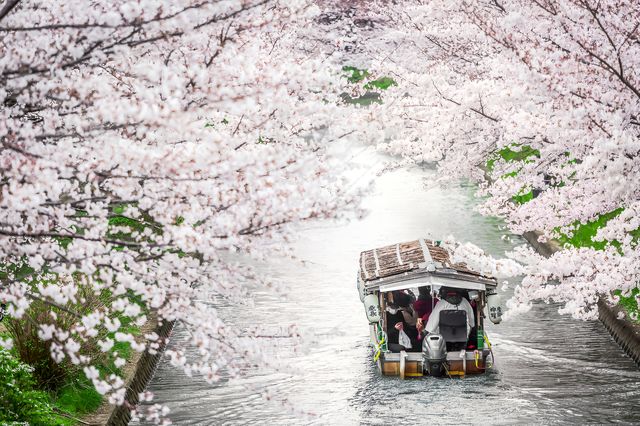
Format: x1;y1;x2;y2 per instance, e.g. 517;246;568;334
422;334;447;377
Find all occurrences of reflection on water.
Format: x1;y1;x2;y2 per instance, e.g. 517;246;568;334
141;152;640;425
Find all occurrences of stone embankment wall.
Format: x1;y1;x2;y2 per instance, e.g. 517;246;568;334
597;299;640;366
107;319;176;426
522;231;640;368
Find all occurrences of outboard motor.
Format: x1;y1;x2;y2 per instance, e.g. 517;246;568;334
422;334;447;377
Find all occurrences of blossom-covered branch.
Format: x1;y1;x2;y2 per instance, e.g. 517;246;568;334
1;0;367;416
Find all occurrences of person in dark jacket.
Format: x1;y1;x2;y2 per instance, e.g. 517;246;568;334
385;290;419;350
414;286;439;341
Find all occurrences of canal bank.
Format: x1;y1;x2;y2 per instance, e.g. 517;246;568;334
522;231;640;368
80;315;175;426
485;145;640;370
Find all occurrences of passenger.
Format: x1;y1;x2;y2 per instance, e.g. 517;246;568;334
414;286;440;319
423;287;475;338
396;290;418;326
385;292;404;346
466;291;480;350
386;290;419;350
414;286;439;340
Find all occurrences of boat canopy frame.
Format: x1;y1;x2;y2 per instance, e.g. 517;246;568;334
365;269;496;293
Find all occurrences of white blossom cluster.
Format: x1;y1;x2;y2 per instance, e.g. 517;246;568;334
347;0;640;319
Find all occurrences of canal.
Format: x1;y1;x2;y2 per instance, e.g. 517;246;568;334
141;148;640;424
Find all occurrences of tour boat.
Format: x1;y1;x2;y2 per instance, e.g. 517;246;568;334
358;239;502;378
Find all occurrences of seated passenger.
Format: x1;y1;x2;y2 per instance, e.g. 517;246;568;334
466;291;480;350
387;290;418;325
385;292;404;347
414;286;439;340
423;287;475;339
386;290;419;350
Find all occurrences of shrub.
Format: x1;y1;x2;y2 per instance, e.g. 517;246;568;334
5;283;108;391
0;348;63;425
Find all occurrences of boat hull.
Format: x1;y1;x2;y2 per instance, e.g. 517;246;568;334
378;350;490;378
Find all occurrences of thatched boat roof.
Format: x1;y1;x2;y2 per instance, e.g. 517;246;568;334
359;239;495;289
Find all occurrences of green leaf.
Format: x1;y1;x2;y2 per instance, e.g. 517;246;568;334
511;189;533;205
363;76;397;91
341;65;369;83
486;143;540;173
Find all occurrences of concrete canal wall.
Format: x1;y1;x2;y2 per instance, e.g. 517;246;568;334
81;315;176;426
597;299;640;367
522;231;640;368
107;318;176;426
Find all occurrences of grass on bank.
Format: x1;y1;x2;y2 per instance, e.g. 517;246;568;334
615;288;640;322
556;208;624;251
486;143;540;172
555;209;640;322
1;296;142;424
486;145;640;322
54;316;139;422
486;144;540;205
341;65;397;106
54;375;103;423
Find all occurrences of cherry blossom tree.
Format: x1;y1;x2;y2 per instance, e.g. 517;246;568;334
323;0;640;319
0;0;369;415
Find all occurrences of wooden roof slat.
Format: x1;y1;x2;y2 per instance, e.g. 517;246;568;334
358;238;490;282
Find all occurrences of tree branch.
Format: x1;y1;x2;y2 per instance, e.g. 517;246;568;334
0;0;20;23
